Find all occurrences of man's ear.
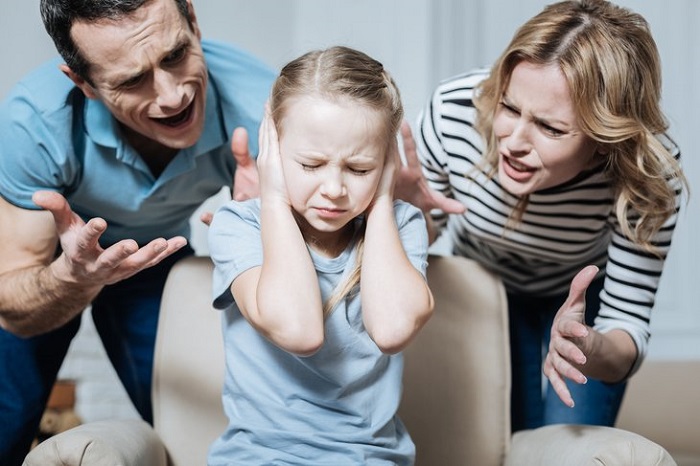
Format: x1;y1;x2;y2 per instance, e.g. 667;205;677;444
59;64;98;99
186;0;202;40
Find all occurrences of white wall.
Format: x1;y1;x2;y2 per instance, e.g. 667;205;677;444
1;0;698;421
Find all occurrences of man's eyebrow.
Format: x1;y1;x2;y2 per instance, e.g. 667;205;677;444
109;36;192;86
167;36;191;55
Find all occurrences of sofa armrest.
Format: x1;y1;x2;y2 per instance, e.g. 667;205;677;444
23;419;167;466
507;424;677;466
399;255;510;466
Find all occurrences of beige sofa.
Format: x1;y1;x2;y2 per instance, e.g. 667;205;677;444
25;255;684;466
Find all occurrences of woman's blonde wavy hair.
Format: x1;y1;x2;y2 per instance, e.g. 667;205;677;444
474;0;687;252
269;46;404;317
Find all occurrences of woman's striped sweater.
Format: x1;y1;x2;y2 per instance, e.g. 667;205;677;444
415;69;682;369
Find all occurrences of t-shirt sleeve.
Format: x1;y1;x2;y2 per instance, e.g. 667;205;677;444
207;199;264;309
394;200;430;279
0;84;79;209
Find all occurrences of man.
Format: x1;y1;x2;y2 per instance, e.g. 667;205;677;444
0;0;274;463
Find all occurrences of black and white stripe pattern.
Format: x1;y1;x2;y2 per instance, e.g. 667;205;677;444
415;70;681;366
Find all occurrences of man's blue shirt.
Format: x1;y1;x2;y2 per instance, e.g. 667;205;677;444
0;39;275;246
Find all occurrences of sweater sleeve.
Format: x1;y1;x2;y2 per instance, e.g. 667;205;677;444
595;138;683;376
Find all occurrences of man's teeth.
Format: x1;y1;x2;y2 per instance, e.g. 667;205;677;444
158;105;191;126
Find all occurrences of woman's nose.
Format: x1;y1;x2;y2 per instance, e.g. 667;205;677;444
506;120;532;155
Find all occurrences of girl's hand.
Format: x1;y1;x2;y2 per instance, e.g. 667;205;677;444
374;137;401;203
256;106;289;205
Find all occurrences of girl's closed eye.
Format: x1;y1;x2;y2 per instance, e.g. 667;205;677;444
348;165;374;176
301;162;321;171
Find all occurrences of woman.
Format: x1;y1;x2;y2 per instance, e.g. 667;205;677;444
398;0;687;432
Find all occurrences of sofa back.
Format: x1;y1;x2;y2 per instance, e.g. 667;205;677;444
152;254;510;466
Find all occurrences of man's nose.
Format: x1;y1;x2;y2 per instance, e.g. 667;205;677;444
154;70;186;110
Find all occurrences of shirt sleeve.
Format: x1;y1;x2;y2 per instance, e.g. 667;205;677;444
595;139;683;375
394;200;430;278
207;199;264;309
414;71;485;234
0;83;80;209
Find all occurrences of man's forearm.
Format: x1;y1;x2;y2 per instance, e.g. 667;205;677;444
0;264;102;337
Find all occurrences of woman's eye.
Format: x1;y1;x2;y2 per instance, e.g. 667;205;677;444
542;124;565;137
500;102;519;115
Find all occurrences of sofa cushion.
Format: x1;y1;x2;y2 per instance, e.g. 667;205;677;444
23;419;166;466
507;424;676;466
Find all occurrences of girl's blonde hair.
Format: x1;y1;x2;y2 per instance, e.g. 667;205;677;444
269;46;404;317
475;0;687;251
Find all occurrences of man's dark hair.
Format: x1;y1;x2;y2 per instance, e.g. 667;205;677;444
40;0;191;83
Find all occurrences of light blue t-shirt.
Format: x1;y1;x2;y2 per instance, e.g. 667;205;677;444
207;198;428;466
0;40;275;247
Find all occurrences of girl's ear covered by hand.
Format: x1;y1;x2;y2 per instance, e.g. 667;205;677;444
256;107;289;205
374;137;401;202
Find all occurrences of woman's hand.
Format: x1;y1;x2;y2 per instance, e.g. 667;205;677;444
543;265;598;407
394;121;466;215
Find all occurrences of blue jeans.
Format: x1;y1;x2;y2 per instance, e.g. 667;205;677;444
508;275;627;432
0;246;193;465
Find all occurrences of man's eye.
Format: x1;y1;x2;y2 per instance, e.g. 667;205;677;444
120;74;144;89
164;47;187;65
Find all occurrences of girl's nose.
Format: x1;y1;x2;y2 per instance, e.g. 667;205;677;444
320;171;347;199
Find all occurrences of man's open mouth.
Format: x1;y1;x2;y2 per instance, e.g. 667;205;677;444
155;101;194;127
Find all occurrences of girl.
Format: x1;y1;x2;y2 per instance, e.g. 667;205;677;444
207;46;433;465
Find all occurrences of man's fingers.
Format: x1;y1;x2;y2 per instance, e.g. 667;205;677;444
138;236;188;269
32;190;76;232
75;218;108;252
200;212;214;226
98;236;187;276
231;127;251;167
98;239;140;269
